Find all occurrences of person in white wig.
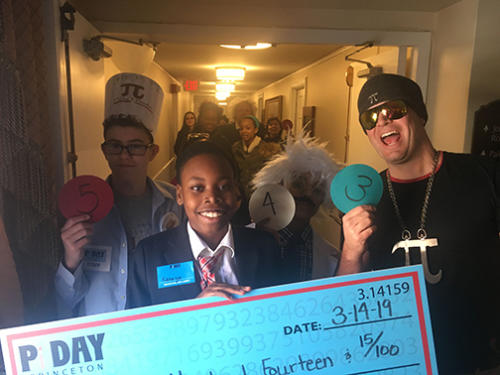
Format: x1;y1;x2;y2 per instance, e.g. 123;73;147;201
55;73;184;317
252;131;342;283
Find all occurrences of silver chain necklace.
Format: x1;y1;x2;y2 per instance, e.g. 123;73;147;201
386;150;440;240
387;151;443;284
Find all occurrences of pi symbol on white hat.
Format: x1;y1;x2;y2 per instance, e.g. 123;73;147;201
120;83;145;99
105;73;164;134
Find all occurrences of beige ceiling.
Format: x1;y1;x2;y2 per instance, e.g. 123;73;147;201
154;43;342;95
70;0;461;98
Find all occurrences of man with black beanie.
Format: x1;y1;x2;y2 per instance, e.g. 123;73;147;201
338;73;500;374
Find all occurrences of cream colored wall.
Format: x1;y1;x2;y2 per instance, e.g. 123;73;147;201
426;0;479;153
464;0;500;151
65;16;192;180
67;13;107;179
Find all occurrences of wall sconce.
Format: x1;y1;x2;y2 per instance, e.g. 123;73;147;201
83;35;158;61
83;35;158;73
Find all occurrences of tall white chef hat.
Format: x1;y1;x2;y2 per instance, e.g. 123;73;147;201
104;73;164;135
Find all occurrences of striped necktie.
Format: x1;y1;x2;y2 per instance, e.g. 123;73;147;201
198;250;224;290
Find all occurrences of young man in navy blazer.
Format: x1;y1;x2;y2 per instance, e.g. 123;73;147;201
127;142;282;308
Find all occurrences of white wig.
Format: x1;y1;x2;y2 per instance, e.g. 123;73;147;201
226;97;256;123
252;130;343;203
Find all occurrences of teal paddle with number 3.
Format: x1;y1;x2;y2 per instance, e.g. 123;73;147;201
330;164;383;213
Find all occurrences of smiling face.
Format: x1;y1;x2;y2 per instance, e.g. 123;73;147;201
239;118;258;146
103;125;158;180
176;153;240;247
184;112;196;128
267;119;281;138
365;103;426;167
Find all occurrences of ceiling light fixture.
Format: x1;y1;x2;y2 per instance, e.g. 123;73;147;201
215;83;235;93
215;67;245;81
215;92;230;101
220;43;273;51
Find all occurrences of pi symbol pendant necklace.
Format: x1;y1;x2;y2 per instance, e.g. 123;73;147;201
387;151;442;284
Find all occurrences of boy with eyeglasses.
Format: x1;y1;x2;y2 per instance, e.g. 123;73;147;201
338;74;500;373
55;73;184;317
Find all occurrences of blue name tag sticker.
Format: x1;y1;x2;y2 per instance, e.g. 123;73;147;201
331;164;383;213
156;261;195;289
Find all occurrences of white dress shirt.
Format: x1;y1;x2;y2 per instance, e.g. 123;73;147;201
186;222;239;286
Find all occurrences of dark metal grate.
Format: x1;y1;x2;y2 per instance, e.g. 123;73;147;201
0;0;61;324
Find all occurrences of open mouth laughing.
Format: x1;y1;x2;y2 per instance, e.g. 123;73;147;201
381;130;400;145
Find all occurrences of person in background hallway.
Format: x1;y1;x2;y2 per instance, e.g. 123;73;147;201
211;100;258;225
263;117;286;149
193;101;221;135
211;99;256;155
337;73;500;374
281;119;293;143
174;111;196;157
253;131;341;284
127;141;281;308
232;115;281;200
55;73;184;317
219;114;229;127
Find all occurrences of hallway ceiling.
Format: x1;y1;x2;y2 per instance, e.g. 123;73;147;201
153;43;342;96
70;0;462;23
69;0;461;99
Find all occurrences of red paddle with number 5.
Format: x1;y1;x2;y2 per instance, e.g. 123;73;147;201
58;175;114;223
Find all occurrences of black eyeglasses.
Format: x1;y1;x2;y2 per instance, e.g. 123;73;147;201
101;141;153;156
359;100;408;131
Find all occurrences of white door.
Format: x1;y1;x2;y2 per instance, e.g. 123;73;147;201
294;86;305;131
257;94;264;122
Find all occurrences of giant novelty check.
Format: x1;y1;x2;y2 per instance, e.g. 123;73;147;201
1;265;438;375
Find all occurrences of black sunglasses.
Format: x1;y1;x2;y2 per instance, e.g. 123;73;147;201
101;141;153;156
359;100;408;131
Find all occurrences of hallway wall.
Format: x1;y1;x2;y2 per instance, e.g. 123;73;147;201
426;0;479;153
464;0;500;151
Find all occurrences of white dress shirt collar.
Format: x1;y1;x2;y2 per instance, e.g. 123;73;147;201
187;222;235;259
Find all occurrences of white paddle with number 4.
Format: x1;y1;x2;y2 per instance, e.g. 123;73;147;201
249;184;296;231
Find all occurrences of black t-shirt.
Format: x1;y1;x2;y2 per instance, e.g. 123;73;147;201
368;152;500;374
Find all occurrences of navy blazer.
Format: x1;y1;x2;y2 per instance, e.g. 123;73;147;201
126;225;281;309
